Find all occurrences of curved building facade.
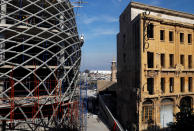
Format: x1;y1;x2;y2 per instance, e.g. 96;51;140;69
0;0;83;130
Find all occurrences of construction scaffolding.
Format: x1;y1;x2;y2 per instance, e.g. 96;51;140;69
0;0;83;130
79;78;87;131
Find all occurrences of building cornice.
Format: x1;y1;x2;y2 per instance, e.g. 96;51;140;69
140;14;194;29
130;2;194;20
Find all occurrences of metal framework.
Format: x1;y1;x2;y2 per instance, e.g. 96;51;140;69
79;78;87;131
0;0;83;130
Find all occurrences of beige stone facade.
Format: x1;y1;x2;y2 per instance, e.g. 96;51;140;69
117;2;194;131
97;58;117;92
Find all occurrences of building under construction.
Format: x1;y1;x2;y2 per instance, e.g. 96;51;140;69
0;0;83;130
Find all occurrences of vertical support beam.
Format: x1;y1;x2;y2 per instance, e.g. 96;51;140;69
0;33;5;63
22;38;25;62
165;77;169;94
174;97;180;121
1;0;6;24
0;81;4;104
2;120;6;131
37;79;39;118
10;67;14;127
59;80;62;112
154;98;161;127
33;61;37;120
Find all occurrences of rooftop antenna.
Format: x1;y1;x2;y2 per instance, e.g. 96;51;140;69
72;0;88;8
72;0;88;16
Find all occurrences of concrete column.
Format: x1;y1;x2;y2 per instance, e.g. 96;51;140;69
1;0;7;24
192;96;194;111
175;26;180;66
156;53;161;69
0;34;5;62
165;77;169;94
154;99;161;127
166;53;170;69
143;83;148;94
59;14;65;64
185;77;188;93
2;120;6;131
59;13;64;30
192;78;194;92
174;77;178;94
155;70;161;94
0;81;4;104
174;97;180;115
59;42;65;64
138;101;143;131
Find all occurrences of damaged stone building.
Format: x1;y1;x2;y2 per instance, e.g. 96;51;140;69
117;2;194;131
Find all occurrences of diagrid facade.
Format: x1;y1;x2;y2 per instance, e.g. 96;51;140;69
0;0;83;130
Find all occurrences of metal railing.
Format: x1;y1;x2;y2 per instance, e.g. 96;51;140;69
99;95;124;131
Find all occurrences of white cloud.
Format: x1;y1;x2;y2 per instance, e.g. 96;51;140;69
82;15;99;24
149;0;161;6
84;28;118;40
81;14;118;24
111;0;122;5
102;15;118;23
93;28;118;36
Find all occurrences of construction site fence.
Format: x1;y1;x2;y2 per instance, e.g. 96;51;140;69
98;95;124;131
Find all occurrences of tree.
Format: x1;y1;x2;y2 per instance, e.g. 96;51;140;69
168;109;194;131
84;69;90;73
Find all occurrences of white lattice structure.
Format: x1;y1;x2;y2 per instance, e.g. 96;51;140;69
0;0;83;130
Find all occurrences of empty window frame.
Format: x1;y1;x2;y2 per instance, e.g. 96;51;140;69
147;52;154;68
123;53;126;63
188;34;192;44
160;54;165;68
161;78;165;93
160;30;165;41
180;77;185;92
169;77;174;93
122;14;125;21
169;31;174;42
147;78;154;95
188;55;192;68
188;77;192;92
123;34;126;44
169;54;174;68
147;23;154;38
180;33;184;43
180;55;185;66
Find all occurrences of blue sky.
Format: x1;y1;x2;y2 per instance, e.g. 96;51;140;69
72;0;194;71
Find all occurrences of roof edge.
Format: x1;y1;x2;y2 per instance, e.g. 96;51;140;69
130;2;194;20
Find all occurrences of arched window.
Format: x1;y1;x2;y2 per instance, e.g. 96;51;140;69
180;97;193;112
142;100;154;122
160;98;174;128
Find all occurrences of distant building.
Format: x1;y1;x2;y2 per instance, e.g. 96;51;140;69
117;2;194;131
89;70;111;81
111;57;117;82
90;70;111;74
97;58;117;91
